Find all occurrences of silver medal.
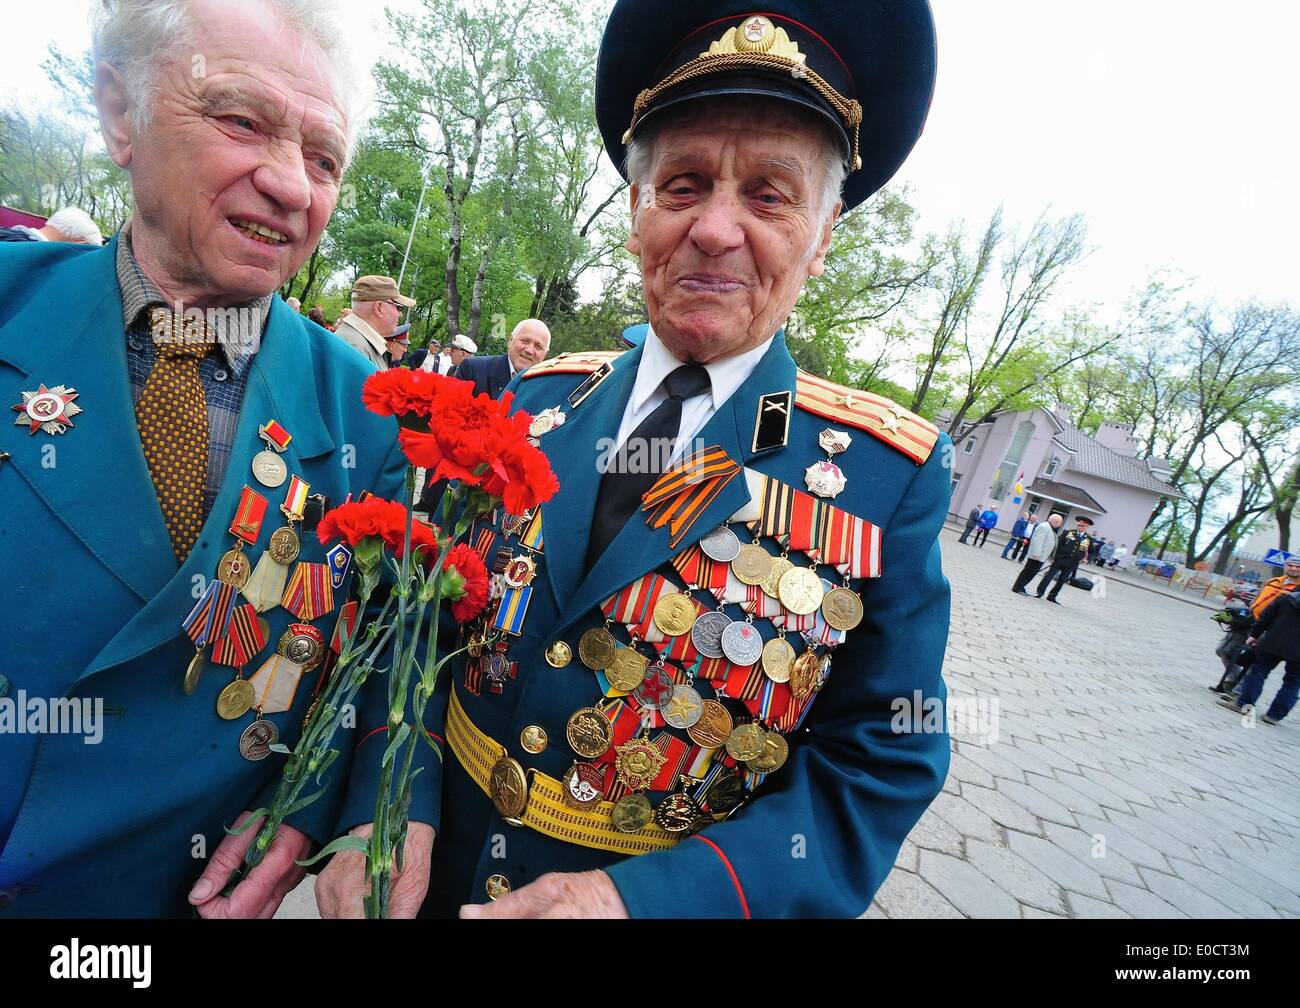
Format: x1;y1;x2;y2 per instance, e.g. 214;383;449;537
699;525;742;563
239;718;279;761
720;621;763;667
661;684;704;729
690;610;732;659
632;663;675;710
251;449;288;488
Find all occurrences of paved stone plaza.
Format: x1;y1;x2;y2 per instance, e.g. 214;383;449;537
868;529;1300;919
280;527;1299;919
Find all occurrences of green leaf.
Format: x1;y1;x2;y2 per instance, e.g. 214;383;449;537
223;809;270;837
381;722;412;768
296;833;369;868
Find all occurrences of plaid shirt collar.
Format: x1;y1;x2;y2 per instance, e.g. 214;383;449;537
115;224;270;374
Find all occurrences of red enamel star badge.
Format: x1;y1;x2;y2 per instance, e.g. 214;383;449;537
12;384;82;436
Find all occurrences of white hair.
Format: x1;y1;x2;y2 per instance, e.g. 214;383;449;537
91;0;366;157
624;98;848;256
45;207;104;244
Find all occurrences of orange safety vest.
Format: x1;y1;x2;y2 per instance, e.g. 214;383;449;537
1252;576;1299;618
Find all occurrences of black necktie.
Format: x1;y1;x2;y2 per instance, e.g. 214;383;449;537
585;364;712;571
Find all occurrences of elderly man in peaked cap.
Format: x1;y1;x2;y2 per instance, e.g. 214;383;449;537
315;0;951;920
0;0;436;918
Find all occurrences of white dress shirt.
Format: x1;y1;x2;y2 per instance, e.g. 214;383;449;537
613;327;774;465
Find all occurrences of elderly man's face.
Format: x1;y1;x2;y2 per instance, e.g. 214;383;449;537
627;104;839;364
508;322;551;371
98;0;347;306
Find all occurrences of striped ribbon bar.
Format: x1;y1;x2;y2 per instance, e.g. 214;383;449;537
601;572;670;643
520;510;544;551
650;732;690;792
211;602;269;667
281;474;310;521
181;580;237;648
230;486;269;544
844;514;882;579
757;474;794;541
259;419;292;452
641;446;741;548
473;527;496;563
671;545;728;602
281;562;334;620
330;600;359;654
492;583;532;636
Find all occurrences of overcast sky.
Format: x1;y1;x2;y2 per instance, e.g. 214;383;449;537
4;0;1297;316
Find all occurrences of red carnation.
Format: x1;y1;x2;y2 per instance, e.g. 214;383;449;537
317;497;409;547
362;369;470;428
443;543;490;623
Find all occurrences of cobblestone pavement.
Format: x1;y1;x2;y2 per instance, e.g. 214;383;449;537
868;529;1300;919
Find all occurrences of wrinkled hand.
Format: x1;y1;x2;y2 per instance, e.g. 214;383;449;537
316;821;435;919
189;810;311;919
1246;637;1257;647
460;870;628;919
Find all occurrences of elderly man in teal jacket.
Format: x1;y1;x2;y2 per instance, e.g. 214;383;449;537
0;0;435;917
317;0;951;919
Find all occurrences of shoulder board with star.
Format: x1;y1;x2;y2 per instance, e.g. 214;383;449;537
520;350;626;378
794;371;939;465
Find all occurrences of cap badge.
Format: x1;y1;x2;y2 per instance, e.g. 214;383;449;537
707;16;805;63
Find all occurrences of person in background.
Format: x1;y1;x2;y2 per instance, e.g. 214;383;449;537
1013;516;1036;562
1035;515;1092;605
454;318;552;399
444;333;477;375
1013;514;1063;595
1108;543;1129;569
307;304;330;330
973;505;997;548
0;206;103;245
1250;556;1300;618
1219;591;1300;724
1001;511;1029;559
385;322;411;367
285;296;301;312
1099;539;1115;568
958;503;982;544
333;274;415;371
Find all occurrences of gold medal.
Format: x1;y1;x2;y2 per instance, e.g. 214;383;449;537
489;756;529;820
652;592;696;637
778;565;824;615
520;725;548;754
183;649;206;696
605;646;649;691
746;731;789;773
578;626;618;670
686;699;734;748
268;525;300;565
655;777;704;834
216;678;255;720
761;636;796;683
217;547;251;590
821;586;864;631
614;737;667;791
612;793;653;833
545;640;572;668
790;650;820;701
566;706;614;759
485;875;511;901
725;722;766;762
732;543;773;585
761;555;794;598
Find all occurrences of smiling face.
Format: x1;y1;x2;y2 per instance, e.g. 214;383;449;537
96;0;348;307
626;101;840;365
507;320;551;371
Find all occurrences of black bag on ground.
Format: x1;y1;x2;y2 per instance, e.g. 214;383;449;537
1069;575;1094;590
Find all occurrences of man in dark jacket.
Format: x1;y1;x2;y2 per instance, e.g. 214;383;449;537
453;318;551;398
958;503;982;544
1219;592;1300;724
1002;512;1029;559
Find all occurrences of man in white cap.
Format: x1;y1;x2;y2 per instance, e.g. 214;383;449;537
334;274;416;370
0;207;103;245
444;333;477;375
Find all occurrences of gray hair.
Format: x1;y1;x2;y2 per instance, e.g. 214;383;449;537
45;207;104;244
625;100;848;254
92;0;366;157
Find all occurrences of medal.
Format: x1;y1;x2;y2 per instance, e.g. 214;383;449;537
821;586;864;631
690;610;731;659
216;678;256;720
652;591;696;637
720;620;763;667
219;486;269;589
326;542;353;590
281;562;334;621
632;663;674;710
614;737;667;791
747;731;789;774
790;650;821;701
528;406;567;438
239;718;279;762
12;383;82;436
732;542;773;585
489;756;529;821
654;776;703;833
761;555;795;599
701;767;746;815
183;650;206;696
612;793;653;833
277;623;326;670
520;725;548;754
486;875;511;901
661;684;704;729
687;699;734;748
252;419;292;488
504;554;537;589
566;706;614;759
699;525;741;562
761;636;796;683
268;526;300;565
545;640;572;668
725;722;765;762
605;645;649;692
561;763;605;810
805;428;852;499
778;565;824;615
578;626;618;670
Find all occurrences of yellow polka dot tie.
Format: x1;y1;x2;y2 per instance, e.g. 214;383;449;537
136;309;211;563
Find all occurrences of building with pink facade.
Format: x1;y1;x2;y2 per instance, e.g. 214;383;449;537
948;406;1186;555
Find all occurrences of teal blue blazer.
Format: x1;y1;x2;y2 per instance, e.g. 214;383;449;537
0;237;430;917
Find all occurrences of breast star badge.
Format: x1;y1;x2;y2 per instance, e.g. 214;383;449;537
12;384;82;436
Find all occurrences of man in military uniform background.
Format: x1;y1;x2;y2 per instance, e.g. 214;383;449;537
1035;515;1093;606
317;0;950;919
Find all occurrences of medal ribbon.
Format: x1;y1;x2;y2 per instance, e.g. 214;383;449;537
788;489;820;553
281;562;334;620
695;655;730;683
230;486;269;544
211;602;269;667
641;446;741;548
601;573;666;640
492;583;533;635
671;546;728;601
181;580;237;647
281;475;310;521
748;582;783;618
757;474;794;541
842;515;882;579
651;732;690;792
821;505;854;568
473;527;497;563
520;510;544;551
259;419;292;452
331;600;360;654
249;653;303;715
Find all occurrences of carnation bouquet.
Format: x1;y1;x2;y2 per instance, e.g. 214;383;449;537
225;369;558;918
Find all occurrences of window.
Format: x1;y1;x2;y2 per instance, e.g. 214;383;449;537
950;473;963;496
990;420;1035;501
1044;456;1060;478
1028;498;1041;516
963;438;976;455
